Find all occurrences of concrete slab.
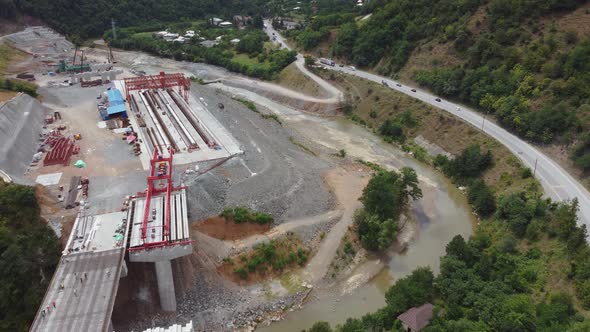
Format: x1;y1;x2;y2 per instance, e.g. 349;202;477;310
66;211;127;254
36;172;63;186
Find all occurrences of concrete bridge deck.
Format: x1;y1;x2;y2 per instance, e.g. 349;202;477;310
29;248;126;332
30;211;129;332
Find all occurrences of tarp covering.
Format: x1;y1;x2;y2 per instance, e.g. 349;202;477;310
74;160;86;168
107;89;124;105
106;104;127;117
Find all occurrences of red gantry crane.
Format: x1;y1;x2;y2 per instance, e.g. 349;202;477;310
129;146;191;251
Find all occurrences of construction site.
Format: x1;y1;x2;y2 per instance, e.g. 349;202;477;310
0;22;479;332
0;25;337;332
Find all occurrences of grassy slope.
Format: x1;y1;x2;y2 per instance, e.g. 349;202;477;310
0;43;27;74
273;62;328;98
318;69;538;196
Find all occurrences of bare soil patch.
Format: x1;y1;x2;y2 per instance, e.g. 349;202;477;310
194;216;271;241
0;90;18;102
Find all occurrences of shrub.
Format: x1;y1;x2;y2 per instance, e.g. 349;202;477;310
234;267;248;279
220;206;273;224
379;119;406;143
467;180;496;217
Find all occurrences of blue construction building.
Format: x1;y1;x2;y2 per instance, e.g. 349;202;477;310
99;88;128;120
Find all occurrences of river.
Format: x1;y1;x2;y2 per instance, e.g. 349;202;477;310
207;86;475;331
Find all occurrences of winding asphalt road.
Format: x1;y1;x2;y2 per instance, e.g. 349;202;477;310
263;20;590;231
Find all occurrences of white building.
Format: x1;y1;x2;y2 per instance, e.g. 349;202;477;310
219;21;233;28
230;38;240;45
211;17;223;26
185;30;196;38
156;31;168;38
173;36;186;43
163;33;179;41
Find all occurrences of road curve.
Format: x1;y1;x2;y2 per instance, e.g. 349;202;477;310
263;20;590;230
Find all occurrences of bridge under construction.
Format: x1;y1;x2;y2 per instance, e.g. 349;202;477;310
30;148;192;332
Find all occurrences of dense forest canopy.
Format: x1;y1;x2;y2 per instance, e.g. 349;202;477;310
2;0;273;38
0;181;61;331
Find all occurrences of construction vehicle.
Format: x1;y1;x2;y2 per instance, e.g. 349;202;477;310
319;58;335;66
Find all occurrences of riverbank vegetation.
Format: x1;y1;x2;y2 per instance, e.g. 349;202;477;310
309;160;590;331
0;181;61;331
355;167;421;251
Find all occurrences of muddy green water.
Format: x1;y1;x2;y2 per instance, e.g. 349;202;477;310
255;115;475;331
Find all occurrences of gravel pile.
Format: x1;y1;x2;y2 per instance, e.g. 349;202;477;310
184;86;333;224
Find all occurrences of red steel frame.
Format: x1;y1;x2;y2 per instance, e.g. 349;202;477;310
131;146;189;250
123;72;191;102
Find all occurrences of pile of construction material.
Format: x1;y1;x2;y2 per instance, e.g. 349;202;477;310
42;131;80;166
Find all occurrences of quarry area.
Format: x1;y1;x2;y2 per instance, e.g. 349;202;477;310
0;27;383;332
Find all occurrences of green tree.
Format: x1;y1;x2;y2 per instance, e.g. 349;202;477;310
385;267;434;315
307;321;332;332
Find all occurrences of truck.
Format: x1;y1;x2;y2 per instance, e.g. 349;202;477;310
319;58;335;66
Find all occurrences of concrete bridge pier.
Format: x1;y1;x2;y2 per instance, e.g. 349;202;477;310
128;244;192;312
155;259;176;311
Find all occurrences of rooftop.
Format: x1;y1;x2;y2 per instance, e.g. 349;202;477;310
107;89;124;105
397;303;434;332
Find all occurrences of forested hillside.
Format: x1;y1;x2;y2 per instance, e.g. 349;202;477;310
1;0;272;39
285;0;590;179
0;181;61;331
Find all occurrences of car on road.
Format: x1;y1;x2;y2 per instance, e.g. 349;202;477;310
411;88;416;92
96;94;101;99
435;98;441;102
381;80;388;87
338;64;344;67
218;103;224;109
456;107;461;111
396;83;401;87
349;66;356;71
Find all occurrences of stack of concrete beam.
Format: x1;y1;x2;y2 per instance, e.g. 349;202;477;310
143;321;194;332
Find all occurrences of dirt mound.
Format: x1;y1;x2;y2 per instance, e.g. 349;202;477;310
194;216;270;241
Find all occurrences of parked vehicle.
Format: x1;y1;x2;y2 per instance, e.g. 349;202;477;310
218;103;225;109
396;83;402;87
411;89;417;92
319;58;335;66
435;98;441;102
349;66;356;71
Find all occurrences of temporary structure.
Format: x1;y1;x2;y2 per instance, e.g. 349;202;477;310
74;160;86;168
